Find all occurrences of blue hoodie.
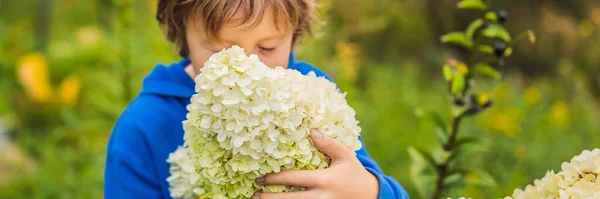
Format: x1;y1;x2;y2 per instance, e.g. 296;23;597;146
104;53;409;199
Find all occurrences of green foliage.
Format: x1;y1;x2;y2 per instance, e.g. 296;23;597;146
471;63;502;79
457;0;488;11
441;32;472;49
1;0;599;199
482;24;511;42
410;1;537;198
465;19;485;40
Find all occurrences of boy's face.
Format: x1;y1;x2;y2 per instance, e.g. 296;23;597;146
185;8;294;75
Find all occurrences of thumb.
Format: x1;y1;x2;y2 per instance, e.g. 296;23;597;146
309;129;353;162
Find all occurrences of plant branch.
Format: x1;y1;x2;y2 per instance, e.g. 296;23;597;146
431;17;482;197
431;112;465;199
446;113;465;151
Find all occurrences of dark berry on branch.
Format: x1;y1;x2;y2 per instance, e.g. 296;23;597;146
454;98;466;106
482;100;493;109
496;10;508;24
493;42;507;57
464;107;481;116
469;94;477;105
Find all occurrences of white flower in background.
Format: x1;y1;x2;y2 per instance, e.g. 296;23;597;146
167;46;362;199
505;148;600;199
166;147;201;199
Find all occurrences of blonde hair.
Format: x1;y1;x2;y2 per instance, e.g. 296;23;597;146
156;0;317;57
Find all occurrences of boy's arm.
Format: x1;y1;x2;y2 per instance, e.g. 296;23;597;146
356;137;410;199
104;123;163;199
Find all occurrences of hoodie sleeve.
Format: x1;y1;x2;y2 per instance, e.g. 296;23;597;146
104;122;163;199
356;137;410;199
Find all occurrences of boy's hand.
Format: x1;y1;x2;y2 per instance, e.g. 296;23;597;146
252;129;379;199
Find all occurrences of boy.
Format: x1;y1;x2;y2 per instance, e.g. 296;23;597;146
104;0;409;199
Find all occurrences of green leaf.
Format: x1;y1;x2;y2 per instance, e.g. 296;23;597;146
457;0;487;11
444;169;473;188
451;74;465;95
443;172;463;185
410;172;435;199
408;147;438;169
466;19;484;40
407;154;437;199
447;139;489;163
443;168;469;186
464;170;497;187
511;30;536;45
505;47;513;56
455;136;484;148
415;110;448;145
435;128;448;146
415;109;448;145
485;12;498;22
446;168;470;177
440;32;472;49
443;64;453;81
482;24;511;41
446;148;463;163
471;63;501;79
477;45;493;54
415;110;447;133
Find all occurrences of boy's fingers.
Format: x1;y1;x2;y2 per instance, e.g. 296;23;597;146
258;169;325;187
309;129;353;162
253;190;317;199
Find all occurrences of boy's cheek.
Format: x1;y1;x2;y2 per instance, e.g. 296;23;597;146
261;49;291;69
261;39;293;68
188;50;213;74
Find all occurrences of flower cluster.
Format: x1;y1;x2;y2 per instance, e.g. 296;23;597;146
167;46;362;199
167;147;201;199
505;148;600;199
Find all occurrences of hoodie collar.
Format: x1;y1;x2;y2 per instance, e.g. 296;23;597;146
140;52;299;99
139;59;195;99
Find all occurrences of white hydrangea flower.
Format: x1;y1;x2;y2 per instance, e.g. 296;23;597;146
166;147;201;199
505;148;600;199
167;46;362;198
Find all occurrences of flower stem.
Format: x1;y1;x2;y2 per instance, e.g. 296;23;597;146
431;113;464;199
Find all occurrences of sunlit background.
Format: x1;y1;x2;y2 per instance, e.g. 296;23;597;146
1;0;600;198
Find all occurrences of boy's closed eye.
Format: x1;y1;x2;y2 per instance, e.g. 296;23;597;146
259;46;276;52
208;45;277;54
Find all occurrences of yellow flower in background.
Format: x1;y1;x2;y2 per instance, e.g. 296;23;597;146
490;113;520;138
524;86;541;106
550;100;569;127
476;92;489;106
75;26;102;47
336;42;360;83
16;53;52;103
58;74;82;105
579;20;594;37
484;107;522;138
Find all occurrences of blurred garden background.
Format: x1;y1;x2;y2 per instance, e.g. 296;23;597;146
1;0;600;198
